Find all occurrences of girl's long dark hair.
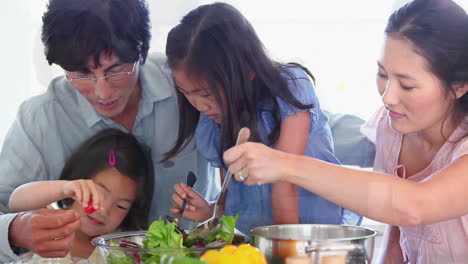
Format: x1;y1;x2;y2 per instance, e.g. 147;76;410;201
58;128;154;230
163;2;315;162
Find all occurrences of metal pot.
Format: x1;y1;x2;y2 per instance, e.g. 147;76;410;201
250;224;377;264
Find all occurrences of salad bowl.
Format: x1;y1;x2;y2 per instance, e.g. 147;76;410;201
92;230;223;264
92;213;244;263
92;229;247;264
7;258;89;264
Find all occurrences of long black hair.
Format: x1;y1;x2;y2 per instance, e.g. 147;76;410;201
41;0;151;71
58;128;154;231
385;0;468;135
163;2;315;162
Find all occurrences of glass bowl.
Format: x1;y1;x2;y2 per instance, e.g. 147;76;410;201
7;258;89;264
92;230;231;264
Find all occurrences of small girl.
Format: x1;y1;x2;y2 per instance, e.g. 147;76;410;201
163;2;360;234
9;128;154;262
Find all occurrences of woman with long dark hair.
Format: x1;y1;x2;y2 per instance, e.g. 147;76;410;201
225;0;468;262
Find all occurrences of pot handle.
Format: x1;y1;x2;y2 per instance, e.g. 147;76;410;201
305;243;369;264
305;243;363;253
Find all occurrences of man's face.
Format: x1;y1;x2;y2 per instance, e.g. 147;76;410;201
65;52;140;119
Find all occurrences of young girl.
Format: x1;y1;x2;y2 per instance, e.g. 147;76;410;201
9;128;154;262
225;0;468;262
163;3;359;234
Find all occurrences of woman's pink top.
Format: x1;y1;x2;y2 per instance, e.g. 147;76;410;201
362;107;468;263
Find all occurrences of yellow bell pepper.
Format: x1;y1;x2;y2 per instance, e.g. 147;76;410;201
201;244;267;264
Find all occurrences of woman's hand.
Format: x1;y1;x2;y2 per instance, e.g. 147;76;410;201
171;183;213;222
223;142;289;185
63;179;103;211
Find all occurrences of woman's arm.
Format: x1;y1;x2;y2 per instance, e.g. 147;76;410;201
224;142;468;226
272;111;311;224
9;179;103;212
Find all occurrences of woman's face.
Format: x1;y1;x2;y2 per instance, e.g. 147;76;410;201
376;37;456;135
73;167;137;237
172;68;224;124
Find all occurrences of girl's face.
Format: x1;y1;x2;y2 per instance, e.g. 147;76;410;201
73;167;137;237
172;68;224;124
376;37;457;135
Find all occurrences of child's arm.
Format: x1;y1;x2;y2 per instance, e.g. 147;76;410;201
9;180;103;212
9;181;69;212
272;111;311;224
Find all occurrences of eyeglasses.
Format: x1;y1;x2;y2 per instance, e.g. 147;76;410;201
66;61;138;86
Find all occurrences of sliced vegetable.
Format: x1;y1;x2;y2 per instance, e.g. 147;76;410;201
84;199;96;214
203;212;240;245
201;244;267;264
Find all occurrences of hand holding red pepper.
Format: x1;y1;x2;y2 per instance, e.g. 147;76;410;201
63;179;103;213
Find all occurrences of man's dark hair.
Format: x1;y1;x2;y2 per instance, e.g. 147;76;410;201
42;0;151;71
58;128;154;231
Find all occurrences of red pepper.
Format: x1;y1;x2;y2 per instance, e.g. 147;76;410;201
84;199;96;214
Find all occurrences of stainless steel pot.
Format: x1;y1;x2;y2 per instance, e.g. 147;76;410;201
250;224;377;264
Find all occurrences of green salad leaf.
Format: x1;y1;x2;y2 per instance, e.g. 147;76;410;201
142;219;186;263
108;243;137;264
144;220;185;249
160;255;207;264
108;254;136;264
205;212;240;244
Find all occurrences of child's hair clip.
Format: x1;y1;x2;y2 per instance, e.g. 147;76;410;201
109;150;116;166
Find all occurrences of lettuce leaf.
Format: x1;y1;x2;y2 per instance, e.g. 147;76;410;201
205;212;240;244
159;255;207;264
144;220;185;249
108;250;137;264
141;219;186;263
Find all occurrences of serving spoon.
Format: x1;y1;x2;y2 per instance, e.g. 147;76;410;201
188;127;251;240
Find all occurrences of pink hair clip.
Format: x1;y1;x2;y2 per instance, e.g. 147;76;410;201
109;150;116;166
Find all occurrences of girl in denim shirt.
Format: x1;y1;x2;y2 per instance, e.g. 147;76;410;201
162;2;360;234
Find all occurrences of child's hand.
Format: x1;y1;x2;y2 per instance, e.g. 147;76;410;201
171;183;213;222
63;180;103;212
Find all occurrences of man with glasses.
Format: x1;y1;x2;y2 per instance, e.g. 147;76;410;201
0;0;216;261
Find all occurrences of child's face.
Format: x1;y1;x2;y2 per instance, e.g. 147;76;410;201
73;167;137;237
376;37;457;135
172;68;224;124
